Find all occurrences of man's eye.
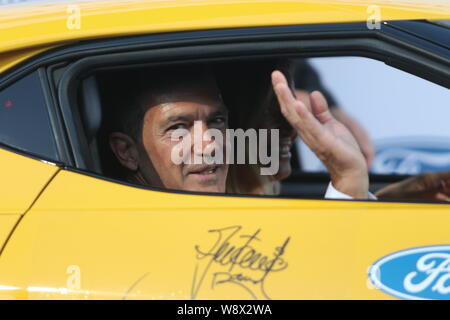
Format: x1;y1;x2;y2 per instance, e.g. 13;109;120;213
210;117;227;126
167;123;187;131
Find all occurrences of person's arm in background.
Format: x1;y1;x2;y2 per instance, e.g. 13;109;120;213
294;59;375;168
375;171;450;201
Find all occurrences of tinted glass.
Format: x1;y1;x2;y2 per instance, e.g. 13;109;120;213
0;72;58;160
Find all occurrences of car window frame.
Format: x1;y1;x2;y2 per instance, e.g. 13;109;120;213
58;21;449;203
2;20;448;203
0;68;67;165
59;24;450;157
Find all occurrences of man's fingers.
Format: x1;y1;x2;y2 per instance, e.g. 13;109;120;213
272;71;298;111
294;89;312;112
272;71;326;136
272;70;330;152
271;70;288;87
272;71;304;125
310;91;333;124
361;145;375;168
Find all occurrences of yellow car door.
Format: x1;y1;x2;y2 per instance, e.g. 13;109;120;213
0;168;449;300
0;69;60;255
0;149;58;254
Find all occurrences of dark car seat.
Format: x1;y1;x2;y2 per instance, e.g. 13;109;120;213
79;76;103;174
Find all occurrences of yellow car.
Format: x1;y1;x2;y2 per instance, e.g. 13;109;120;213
0;0;449;300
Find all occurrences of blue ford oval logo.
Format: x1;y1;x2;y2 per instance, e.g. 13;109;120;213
369;245;450;300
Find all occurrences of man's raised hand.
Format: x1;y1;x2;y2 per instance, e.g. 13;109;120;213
271;70;369;199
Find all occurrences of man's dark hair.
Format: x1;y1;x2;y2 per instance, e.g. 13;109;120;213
215;58;294;131
98;64;216;143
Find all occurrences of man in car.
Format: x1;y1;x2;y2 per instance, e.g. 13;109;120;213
101;64;373;199
101;65;229;193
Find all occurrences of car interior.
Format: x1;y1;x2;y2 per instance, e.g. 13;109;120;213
45;21;448;201
66;57;419;200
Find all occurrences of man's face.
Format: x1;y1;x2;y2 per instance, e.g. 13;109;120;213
139;84;229;193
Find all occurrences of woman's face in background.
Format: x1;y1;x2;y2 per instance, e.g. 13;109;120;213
263;107;297;182
258;75;298;182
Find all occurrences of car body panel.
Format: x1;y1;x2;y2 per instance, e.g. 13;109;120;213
0;148;59;215
0;169;449;299
0;216;20;253
0;0;449;69
0;46;56;74
0;148;58;259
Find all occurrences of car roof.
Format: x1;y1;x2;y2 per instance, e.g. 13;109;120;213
0;0;449;69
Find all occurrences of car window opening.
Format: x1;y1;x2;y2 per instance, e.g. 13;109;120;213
74;57;450;203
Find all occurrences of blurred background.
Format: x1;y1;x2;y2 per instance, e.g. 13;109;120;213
298;56;450;176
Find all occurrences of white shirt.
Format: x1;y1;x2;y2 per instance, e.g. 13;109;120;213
324;182;377;200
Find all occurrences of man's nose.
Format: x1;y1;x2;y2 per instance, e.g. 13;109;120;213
192;121;217;156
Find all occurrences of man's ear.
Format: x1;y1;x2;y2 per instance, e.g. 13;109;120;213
109;132;140;171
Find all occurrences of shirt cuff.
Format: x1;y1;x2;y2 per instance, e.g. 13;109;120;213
324;182;377;200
